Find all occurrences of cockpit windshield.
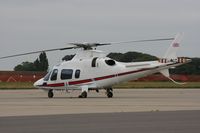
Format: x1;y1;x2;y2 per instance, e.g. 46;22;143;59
43;71;52;81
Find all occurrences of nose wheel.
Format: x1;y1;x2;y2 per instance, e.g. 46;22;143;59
106;88;113;98
48;89;54;98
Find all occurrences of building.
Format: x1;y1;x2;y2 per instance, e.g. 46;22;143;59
0;71;46;82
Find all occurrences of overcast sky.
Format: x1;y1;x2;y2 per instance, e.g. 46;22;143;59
0;0;200;70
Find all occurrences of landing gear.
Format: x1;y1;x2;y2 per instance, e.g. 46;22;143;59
79;91;87;98
79;85;88;98
48;89;54;98
106;88;113;98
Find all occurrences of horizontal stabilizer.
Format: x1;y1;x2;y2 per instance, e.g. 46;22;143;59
160;69;186;85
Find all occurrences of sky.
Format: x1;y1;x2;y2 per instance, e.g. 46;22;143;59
0;0;200;70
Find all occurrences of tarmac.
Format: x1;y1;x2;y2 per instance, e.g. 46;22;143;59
1;89;200;133
0;89;200;117
1;110;200;133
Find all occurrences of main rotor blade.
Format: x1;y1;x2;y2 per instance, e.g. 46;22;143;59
110;38;174;44
0;46;76;59
0;37;174;59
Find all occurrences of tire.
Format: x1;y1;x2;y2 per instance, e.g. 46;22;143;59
48;90;54;98
107;91;113;98
81;91;87;98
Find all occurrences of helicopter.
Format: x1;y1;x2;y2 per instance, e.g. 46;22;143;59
0;33;191;98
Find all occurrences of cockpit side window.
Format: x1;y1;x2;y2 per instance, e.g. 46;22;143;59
50;69;58;81
61;69;73;80
75;69;81;79
44;71;52;81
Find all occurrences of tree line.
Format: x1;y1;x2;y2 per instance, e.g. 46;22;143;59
14;52;49;72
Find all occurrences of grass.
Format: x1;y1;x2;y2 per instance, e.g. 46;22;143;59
114;82;200;88
0;81;200;89
0;82;34;89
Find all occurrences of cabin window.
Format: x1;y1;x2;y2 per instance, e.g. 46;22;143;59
105;59;116;66
91;57;98;67
75;69;81;78
44;71;52;81
61;69;73;80
50;69;58;81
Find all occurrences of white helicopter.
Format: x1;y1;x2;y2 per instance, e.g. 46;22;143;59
0;33;190;98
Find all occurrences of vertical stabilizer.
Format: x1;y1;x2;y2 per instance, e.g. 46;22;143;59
163;33;184;60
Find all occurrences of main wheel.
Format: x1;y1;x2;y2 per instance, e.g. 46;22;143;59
79;91;87;98
107;91;113;98
48;90;54;98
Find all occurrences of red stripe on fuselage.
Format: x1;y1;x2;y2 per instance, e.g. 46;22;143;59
68;79;93;85
94;75;116;81
45;83;65;87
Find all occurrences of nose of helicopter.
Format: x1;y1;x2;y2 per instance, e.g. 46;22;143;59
33;78;44;88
